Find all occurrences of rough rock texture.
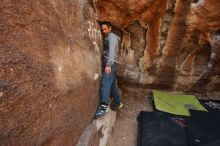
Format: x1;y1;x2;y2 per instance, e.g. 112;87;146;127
96;0;220;92
0;0;102;146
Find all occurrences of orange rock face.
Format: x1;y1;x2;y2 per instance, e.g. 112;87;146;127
96;0;220;92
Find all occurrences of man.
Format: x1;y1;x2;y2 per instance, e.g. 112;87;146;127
94;21;123;119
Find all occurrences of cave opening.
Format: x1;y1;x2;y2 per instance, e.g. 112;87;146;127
192;0;200;3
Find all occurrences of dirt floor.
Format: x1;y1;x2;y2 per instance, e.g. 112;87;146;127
107;87;154;146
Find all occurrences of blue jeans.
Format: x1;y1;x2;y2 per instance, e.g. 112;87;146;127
100;63;121;105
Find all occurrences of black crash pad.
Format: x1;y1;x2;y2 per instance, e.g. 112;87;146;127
138;111;187;146
199;100;220;112
187;110;220;146
201;139;220;146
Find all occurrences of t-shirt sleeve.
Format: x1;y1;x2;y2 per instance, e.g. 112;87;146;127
106;34;118;66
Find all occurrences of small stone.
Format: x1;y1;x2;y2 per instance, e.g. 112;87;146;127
194;139;200;143
58;66;63;72
48;104;53;109
94;73;99;80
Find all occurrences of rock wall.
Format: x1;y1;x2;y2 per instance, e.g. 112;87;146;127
0;0;102;146
96;0;220;92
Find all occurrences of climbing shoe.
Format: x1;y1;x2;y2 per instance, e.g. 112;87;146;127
94;104;109;119
110;102;123;111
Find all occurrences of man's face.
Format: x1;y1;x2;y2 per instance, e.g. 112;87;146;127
101;24;112;37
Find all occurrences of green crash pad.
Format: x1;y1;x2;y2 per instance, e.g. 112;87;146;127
152;90;207;116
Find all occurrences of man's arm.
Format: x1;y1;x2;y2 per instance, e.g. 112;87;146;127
106;34;118;67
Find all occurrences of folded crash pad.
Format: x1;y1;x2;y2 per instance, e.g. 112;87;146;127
138;111;187;146
152;90;207;116
187;110;220;146
199;100;220;112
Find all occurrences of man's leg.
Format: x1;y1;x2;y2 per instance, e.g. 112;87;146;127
110;76;123;111
94;64;115;118
110;64;123;111
100;69;115;104
110;76;121;104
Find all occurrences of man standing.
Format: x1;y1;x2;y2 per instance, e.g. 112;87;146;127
94;21;123;119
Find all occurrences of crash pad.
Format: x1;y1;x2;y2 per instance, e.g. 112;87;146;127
199;100;220;112
201;139;220;146
138;111;187;146
187;110;220;146
152;90;207;116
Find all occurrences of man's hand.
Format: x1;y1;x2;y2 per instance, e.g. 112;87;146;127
105;65;111;75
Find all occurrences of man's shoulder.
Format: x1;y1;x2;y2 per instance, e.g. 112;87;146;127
108;32;120;41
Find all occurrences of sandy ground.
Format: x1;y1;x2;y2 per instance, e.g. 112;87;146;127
107;87;153;146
